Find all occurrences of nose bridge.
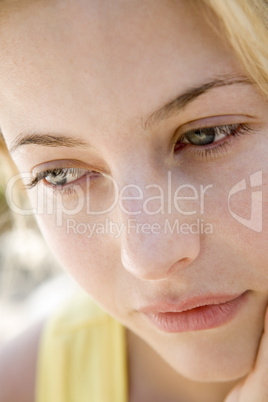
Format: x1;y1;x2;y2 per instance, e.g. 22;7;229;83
116;170;201;280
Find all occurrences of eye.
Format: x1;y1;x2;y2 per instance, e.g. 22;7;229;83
27;167;98;190
177;124;240;148
173;123;255;156
44;168;87;186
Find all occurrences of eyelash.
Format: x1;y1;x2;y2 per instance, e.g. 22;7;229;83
27;122;254;194
26;168;99;194
174;123;254;160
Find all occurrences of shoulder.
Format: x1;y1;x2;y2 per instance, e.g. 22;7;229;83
0;319;45;402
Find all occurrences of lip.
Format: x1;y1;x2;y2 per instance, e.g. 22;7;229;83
140;291;250;333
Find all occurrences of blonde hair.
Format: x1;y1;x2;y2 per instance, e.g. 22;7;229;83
199;0;268;98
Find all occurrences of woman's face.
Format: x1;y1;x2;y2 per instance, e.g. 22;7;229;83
1;0;268;384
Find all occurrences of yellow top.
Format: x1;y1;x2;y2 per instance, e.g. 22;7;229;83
36;292;128;402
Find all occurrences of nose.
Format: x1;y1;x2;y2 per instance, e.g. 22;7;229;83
114;164;202;280
120;213;201;281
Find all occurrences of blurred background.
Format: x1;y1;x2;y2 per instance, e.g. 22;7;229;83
0;138;77;347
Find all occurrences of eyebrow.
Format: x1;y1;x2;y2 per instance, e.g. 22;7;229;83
10;134;90;153
142;74;252;130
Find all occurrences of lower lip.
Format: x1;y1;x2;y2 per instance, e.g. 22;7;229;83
143;292;249;333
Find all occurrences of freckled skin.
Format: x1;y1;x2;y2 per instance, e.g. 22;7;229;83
1;0;268;401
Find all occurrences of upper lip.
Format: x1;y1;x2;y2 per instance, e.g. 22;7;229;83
139;292;247;314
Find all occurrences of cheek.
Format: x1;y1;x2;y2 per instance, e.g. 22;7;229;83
35;212;122;302
204;167;268;290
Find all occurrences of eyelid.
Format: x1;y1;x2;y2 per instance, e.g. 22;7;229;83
32;159;109;176
175;114;257;137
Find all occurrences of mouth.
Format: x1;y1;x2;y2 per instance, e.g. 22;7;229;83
140;291;250;333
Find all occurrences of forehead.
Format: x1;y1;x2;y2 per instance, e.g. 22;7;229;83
0;0;239;144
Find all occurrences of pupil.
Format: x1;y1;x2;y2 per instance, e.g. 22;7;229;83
187;128;215;145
